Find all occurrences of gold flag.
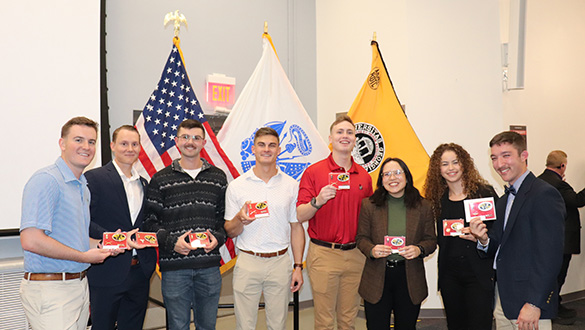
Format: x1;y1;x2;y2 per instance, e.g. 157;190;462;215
348;41;429;192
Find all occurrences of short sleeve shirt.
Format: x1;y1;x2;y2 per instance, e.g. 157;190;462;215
225;168;298;252
20;157;91;273
297;153;373;244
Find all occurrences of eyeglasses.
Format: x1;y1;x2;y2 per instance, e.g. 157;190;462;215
178;134;204;142
382;170;404;178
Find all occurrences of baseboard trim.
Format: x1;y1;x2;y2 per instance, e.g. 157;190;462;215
561;289;585;303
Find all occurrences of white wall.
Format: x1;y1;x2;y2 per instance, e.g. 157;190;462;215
0;0;102;231
316;0;504;309
502;0;585;295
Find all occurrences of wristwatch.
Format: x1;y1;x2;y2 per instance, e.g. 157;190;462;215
294;263;304;270
310;197;322;210
416;245;426;258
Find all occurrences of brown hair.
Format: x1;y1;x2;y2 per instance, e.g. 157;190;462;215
329;114;355;133
112;125;139;142
424;143;490;219
177;119;205;138
61;117;98;138
489;131;526;155
254;127;280;144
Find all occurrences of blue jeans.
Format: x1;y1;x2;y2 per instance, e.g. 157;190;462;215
161;267;222;330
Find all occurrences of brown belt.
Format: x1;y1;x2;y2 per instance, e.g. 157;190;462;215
311;238;357;250
24;270;87;281
131;257;139;266
239;247;288;258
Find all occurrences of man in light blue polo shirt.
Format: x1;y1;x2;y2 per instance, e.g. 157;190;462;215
19;117;115;330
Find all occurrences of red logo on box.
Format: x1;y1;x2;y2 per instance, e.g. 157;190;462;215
103;232;128;249
329;172;350;189
384;235;405;252
464;197;496;221
248;201;270;219
443;219;464;236
135;232;158;247
189;232;210;248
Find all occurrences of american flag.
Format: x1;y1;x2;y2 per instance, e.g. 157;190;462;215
134;37;238;270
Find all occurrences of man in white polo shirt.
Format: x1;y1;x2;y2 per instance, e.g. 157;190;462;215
225;127;305;330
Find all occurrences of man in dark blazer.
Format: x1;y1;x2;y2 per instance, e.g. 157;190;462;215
538;150;585;323
85;125;157;330
471;131;565;330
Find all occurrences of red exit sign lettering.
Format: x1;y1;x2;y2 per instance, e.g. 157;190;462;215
206;74;236;109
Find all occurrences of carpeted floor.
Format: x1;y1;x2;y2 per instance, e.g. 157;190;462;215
146;297;585;329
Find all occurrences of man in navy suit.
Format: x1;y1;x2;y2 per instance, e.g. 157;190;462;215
85;125;157;330
471;131;565;330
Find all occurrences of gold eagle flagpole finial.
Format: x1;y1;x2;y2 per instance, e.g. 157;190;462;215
164;10;188;38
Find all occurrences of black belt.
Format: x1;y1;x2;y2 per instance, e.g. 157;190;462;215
386;259;405;268
311;238;356;250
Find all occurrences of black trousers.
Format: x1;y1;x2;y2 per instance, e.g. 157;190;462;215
439;257;493;330
558;253;572;304
89;264;151;330
364;263;420;330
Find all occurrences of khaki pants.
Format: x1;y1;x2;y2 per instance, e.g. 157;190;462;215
233;252;292;330
494;285;551;330
307;242;366;330
20;277;90;330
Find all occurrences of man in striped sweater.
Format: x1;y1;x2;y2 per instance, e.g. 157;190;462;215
143;119;227;330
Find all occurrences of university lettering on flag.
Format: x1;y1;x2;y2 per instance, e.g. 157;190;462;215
134;37;238;271
217;33;329;180
348;40;429;191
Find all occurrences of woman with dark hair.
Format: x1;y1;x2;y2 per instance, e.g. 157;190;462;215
424;143;498;330
356;157;436;329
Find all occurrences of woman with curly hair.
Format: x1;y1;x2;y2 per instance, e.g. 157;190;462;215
424;143;498;330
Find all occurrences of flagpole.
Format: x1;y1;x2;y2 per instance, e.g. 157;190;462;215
262;21;279;59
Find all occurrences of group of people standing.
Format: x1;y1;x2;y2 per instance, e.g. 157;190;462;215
18;114;581;330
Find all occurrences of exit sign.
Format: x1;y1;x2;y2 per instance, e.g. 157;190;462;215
206;73;236;109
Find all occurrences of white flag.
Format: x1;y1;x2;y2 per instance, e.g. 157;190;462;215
217;34;329;180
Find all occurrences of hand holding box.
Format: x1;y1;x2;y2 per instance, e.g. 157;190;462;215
189;232;210;248
247;201;270;219
384;235;406;253
329;172;350;189
103;232;128;249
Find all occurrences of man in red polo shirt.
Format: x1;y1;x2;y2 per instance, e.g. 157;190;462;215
297;115;373;330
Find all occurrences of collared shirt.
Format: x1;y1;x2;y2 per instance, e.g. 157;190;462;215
112;160;144;226
225;168;298;252
503;170;530;228
297;153;373;244
20;157;91;273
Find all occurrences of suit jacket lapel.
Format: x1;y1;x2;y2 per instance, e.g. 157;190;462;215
500;173;534;246
377;203;389;244
135;177;148;227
